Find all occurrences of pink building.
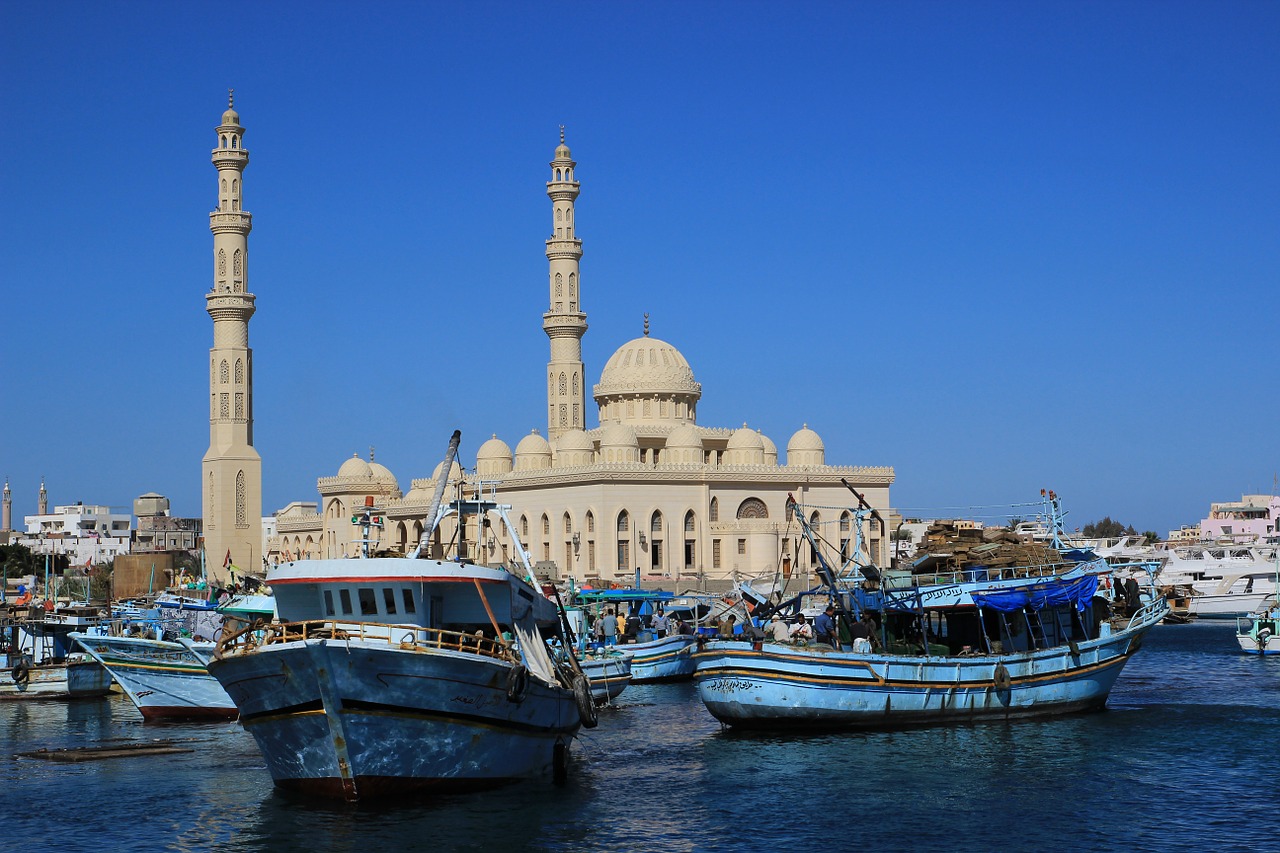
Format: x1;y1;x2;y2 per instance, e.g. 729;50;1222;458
1199;493;1280;541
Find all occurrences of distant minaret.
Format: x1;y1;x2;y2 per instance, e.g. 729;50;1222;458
202;91;263;582
543;128;588;440
2;477;11;531
38;478;48;515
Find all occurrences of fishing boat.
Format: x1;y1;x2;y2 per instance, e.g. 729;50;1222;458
1153;542;1280;619
1234;550;1280;654
1;606;112;700
205;433;592;801
577;649;633;703
693;487;1168;729
69;594;275;721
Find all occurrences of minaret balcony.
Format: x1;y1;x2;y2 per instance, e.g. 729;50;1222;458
545;238;582;259
206;292;257;320
542;312;587;335
212;149;249;169
209;211;253;234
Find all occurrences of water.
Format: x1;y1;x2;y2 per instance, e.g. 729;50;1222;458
4;622;1277;852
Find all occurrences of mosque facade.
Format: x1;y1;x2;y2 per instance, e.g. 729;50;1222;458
270;134;894;588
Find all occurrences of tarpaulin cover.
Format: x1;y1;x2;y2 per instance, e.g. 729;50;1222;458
971;574;1100;612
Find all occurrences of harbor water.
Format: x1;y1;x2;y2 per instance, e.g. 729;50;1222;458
3;621;1276;852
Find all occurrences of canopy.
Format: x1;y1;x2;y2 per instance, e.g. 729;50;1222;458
970;574;1100;613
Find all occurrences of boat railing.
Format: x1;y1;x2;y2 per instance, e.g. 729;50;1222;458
850;560;1080;591
1122;596;1169;631
216;619;519;664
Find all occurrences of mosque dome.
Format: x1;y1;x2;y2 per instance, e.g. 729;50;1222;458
368;462;398;488
598;422;640;464
514;429;553;471
554;429;595;467
338;454;373;479
664;424;703;465
726;424;765;466
596;336;700;398
555;141;572;160
431;459;464;481
476;435;514;478
787;424;826;466
402;485;433;504
758;430;778;466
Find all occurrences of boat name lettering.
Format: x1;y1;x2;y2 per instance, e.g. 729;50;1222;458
922;586;962;603
705;677;755;693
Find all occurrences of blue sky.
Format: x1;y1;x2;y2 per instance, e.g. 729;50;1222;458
2;1;1276;536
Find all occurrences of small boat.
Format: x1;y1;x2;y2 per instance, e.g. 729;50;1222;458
577;649;633;703
69;594;273;721
1236;602;1280;655
2;606;112;701
206;433;593;801
693;488;1169;730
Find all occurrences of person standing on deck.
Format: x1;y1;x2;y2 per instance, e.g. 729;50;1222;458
814;605;837;648
602;608;618;646
652;607;668;637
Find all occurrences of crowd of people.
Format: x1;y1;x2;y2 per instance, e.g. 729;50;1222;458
583;601;881;651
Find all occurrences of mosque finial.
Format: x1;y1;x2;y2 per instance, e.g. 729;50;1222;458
559;124;565;144
643;313;650;337
228;88;234;108
369;445;375;462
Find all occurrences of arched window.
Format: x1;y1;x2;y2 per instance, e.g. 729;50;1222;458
231;136;238;149
232;179;238;194
221;179;227;194
555;168;562;181
572;373;579;395
737;498;769;520
685;510;696;532
568;273;576;296
233;248;242;277
542;514;550;536
586;511;595;533
709;497;719;522
521;515;529;538
219;360;229;383
221;135;227;148
556;209;563;221
617;510;629;533
840;511;852;532
235;359;244;384
651;511;663;533
564;512;572;535
218;249;226;277
559;372;567;395
555;273;562;296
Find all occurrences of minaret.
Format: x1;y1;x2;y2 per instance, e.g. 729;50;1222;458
2;478;11;531
38;478;48;515
543;128;588;440
202;91;263;583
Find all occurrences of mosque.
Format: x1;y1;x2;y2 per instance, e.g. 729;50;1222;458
202;99;895;588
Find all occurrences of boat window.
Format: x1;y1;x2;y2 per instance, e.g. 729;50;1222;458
339;589;353;615
358;588;378;616
382;588;398;615
323;590;335;616
402;589;416;613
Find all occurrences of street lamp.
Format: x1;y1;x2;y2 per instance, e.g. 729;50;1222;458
572;531;580;554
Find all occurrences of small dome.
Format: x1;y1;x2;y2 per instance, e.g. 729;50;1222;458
402;485;432;503
338;454;372;479
599;422;638;448
554;141;571;159
222;107;240;127
368;462;398;487
477;434;513;461
666;424;703;450
727;424;764;451
514;429;553;471
787;424;826;466
555;429;595;467
432;460;463;481
758;430;778;466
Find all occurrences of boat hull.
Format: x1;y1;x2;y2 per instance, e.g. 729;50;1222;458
579;653;632;703
1188;591;1273;619
692;613;1163;730
208;638;580;801
0;656;112;700
70;633;237;721
622;634;698;682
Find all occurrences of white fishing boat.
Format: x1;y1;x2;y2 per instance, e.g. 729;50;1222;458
577;649;633;703
693;488;1168;729
1154;542;1280;619
2;606;112;701
206;433;593;801
69;594;274;721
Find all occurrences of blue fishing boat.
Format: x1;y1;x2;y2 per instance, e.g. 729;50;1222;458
693;487;1168;729
206;433;593;801
578;649;633;703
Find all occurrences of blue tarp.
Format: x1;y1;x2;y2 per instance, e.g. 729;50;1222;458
970;574;1100;613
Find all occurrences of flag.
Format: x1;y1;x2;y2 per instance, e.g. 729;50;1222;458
223;549;232;569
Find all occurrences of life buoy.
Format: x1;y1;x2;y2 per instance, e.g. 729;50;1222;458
506;664;529;703
573;673;598;728
11;657;31;686
993;662;1012;691
1258;629;1272;651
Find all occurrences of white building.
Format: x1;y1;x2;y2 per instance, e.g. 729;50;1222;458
20;503;133;565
